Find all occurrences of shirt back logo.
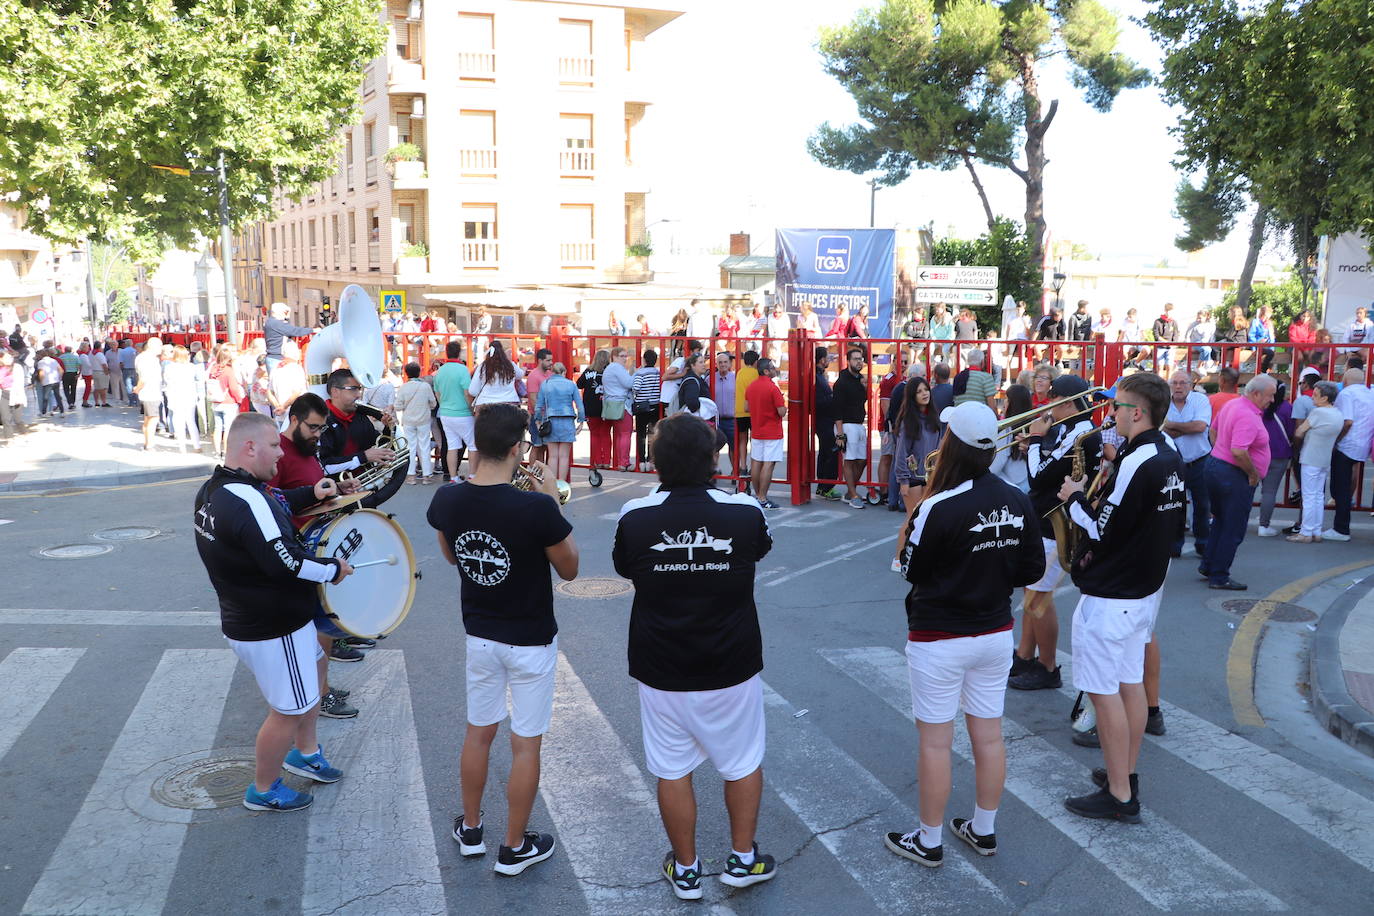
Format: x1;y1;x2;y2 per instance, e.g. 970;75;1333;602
453;530;511;586
650;527;733;561
968;507;1024;537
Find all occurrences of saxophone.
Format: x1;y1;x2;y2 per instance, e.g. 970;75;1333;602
1048;426;1093;569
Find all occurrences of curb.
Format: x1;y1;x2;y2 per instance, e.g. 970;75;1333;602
0;463;213;494
1309;573;1374;760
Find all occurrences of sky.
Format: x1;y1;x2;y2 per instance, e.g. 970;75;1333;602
636;0;1268;267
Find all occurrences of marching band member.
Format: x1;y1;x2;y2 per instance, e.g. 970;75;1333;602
1058;373;1183;823
317;367;396;477
1011;374;1103;691
885;402;1044;866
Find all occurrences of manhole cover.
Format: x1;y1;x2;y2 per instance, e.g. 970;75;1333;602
148;752;257;810
556;577;633;598
1220;599;1317;623
93;526;162;541
38;543;113;559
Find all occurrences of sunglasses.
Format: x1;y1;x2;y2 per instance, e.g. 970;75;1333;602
1112;400;1140;411
336;385;363;392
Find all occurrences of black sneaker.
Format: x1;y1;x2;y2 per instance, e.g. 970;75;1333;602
1008;652;1035;679
1072;726;1100;748
1008;661;1061;691
884;830;942;867
329;639;365;662
720;843;777;887
1064;787;1141;823
494;831;555;876
330;686;351;699
341;635;377;649
1282;523;1300;536
1146;709;1166;736
661;851;703;900
452;814;485;856
949;817;997;856
1090;770;1140;801
319;691;358;719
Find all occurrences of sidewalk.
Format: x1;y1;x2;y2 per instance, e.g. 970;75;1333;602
0;402;217;492
1311;573;1374;759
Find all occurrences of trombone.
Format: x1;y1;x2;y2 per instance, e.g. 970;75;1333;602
992;386;1109;453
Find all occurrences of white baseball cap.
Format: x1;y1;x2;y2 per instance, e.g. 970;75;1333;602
939;402;998;450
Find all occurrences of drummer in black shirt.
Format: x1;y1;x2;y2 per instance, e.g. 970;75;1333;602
613;414;777;900
427;403;579;877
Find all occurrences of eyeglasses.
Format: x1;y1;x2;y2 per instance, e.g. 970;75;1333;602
302;421;326;432
1112;400;1140;411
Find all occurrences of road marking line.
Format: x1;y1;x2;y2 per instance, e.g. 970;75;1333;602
1226;560;1374;726
0;648;84;760
761;536;891;587
23;649;238;916
304;650;445;916
822;647;1284;912
760;681;1009;911
0;608;219;626
542;653;731;912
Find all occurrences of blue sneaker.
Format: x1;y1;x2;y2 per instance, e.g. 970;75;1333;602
243;777;313;812
283;745;344;783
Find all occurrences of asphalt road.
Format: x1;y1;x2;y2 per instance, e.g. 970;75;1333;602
2;473;1373;915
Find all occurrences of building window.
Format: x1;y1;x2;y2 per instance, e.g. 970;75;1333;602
365;121;378;185
558;19;593;85
394;18;413;60
395;113;413;147
559;204;595;265
332;214;341;268
462;204;498;266
345;129;355;190
398;203;416;245
458;109;497;175
348;210;358;270
457;12;496;79
560;114;594;176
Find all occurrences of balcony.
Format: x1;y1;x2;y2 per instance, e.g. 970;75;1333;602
368;242;380;271
462;240;499;268
559;56;594;85
560;241;595;267
560;148;595;177
390;159;428;190
388;57;427;94
0;230;46;252
395;254;429;282
458;148;497;176
457;51;496;80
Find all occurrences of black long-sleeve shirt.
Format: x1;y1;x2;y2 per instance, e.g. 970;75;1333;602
1067;312;1094;341
318;401;384;474
1026;418;1102;520
902;472;1045;633
832;368;867;424
1067;429;1184;598
194;466;341;640
814;369;835;423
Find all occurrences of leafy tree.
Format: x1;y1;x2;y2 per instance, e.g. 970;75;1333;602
810;0;1148;285
107;289;133;326
0;0;386;261
89;241;135;314
1214;271;1320;339
930;216;1038;331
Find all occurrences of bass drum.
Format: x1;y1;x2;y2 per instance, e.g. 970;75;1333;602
300;508;419;638
361;419;410;508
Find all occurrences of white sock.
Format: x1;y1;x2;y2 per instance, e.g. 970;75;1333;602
732;847;755;865
919;822;941;848
676;858;699;874
971;805;997;836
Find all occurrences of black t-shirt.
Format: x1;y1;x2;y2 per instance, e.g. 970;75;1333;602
427;481;572;646
612;486;772;691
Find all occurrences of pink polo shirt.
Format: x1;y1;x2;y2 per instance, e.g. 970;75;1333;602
1211;396;1270;479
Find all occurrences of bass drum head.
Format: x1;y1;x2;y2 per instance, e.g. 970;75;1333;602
315;509;416;638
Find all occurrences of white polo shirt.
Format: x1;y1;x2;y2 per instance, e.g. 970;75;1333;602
1334;384;1374;462
1166;390;1212;464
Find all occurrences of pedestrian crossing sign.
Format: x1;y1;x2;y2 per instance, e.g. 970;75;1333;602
381;290;406;314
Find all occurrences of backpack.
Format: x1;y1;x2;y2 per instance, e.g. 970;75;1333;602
206;370;226;403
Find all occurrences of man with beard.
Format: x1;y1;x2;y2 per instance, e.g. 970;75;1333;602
270;392;368;717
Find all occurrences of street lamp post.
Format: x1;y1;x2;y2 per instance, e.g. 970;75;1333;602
1052;260;1068;314
868;178;880;228
217;152;239;348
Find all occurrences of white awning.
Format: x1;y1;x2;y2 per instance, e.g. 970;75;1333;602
420;289;581;313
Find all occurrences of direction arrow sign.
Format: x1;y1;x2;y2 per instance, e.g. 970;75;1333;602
913;287;997;305
915;266;999;289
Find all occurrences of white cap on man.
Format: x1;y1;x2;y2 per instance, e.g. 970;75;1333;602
939;402;998;450
269;301;289;318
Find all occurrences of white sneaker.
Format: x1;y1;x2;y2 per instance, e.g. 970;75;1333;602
1256;526;1278;537
1322;529;1352;542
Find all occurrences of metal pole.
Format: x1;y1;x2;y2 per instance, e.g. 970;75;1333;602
869;179;876;228
217;151;239;347
84;238;99;332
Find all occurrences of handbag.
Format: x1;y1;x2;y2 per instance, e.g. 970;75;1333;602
601;398;625;421
537;418;553;437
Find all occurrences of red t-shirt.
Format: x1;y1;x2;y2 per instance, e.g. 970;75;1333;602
879;372;902;400
268;433;324;528
745;376;784;440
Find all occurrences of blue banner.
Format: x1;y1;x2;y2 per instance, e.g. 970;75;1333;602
776;228;895;339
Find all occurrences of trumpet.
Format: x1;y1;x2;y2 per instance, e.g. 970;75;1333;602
513;463;573;505
339;433;411;491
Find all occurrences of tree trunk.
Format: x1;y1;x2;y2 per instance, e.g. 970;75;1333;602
961;153;996;233
1017;54;1057;311
1235;205;1269;315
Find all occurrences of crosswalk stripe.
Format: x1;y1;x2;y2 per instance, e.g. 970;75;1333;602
1053;651;1374;875
0;648;85;761
820;647;1285;912
542;653;729;912
759;681;1009;912
23;649;238;916
302;650;446;916
0;608;218;627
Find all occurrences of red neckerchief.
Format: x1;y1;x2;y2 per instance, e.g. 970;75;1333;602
326;400;361;456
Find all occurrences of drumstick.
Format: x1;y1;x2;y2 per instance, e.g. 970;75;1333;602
349;555;398;570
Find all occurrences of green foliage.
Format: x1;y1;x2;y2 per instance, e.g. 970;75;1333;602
0;0;386;262
400;240;429;258
1173;175;1245;251
107;289;132;325
929;216;1038;331
626;241;653;257
1215;271;1320;335
385;143;423;164
89;241;135;303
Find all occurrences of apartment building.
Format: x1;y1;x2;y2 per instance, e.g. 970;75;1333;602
233;0;683;330
0;201;89;339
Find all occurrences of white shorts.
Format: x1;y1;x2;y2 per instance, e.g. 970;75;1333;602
227;620;322;715
906;630;1012;723
842;423;867;461
465;635;558;737
880;430;896;458
638;675;765;781
1026;537;1065;593
1070;595;1152;695
440;415;475;450
750;437;783;463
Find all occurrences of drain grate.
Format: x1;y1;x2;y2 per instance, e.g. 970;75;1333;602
38;543;113;559
556;577;633;599
93;526;162;541
149;752;258;810
1220;599;1317;623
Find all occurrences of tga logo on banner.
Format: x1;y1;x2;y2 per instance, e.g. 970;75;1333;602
815;235;851;274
